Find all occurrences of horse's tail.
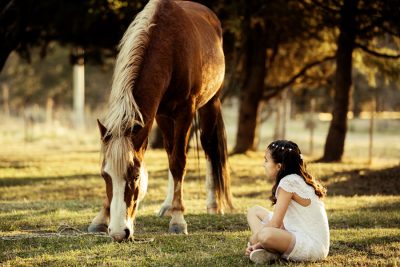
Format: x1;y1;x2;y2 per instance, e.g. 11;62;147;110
213;108;234;211
199;96;234;212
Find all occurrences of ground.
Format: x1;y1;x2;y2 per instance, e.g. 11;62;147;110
0;116;399;266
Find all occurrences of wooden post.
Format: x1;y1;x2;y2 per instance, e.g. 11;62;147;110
72;47;85;129
309;98;316;155
281;90;288;140
2;83;10;117
253;100;265;149
273;95;282;140
368;96;376;165
46;97;54;126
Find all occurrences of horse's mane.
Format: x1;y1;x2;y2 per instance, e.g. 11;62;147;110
102;0;161;177
104;0;161;138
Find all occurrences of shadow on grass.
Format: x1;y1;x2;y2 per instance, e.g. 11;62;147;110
329;199;400;229
148;168;227;182
0;160;33;169
135;213;248;234
330;234;400;258
0;173;98;186
324;166;400;196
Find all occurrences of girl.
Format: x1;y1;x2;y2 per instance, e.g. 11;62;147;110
245;140;329;264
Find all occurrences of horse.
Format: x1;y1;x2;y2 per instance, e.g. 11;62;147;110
88;0;233;242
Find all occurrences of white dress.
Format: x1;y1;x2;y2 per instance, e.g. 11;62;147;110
276;174;330;261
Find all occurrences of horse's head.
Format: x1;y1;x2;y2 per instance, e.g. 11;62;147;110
97;120;148;242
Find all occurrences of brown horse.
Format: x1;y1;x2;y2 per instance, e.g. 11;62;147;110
88;0;233;242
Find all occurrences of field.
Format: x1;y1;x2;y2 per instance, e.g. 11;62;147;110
0;113;399;266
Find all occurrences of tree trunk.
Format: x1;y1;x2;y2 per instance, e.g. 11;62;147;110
232;22;267;154
0;48;13;74
0;1;30;73
320;0;359;162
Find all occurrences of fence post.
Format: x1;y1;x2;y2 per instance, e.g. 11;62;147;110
368;96;376;165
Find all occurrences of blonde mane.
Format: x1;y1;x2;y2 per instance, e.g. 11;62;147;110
102;0;161;177
104;0;161;138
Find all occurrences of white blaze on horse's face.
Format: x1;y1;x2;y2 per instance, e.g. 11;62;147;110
103;151;148;242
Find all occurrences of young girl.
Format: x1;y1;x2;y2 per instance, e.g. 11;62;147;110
245;140;329;264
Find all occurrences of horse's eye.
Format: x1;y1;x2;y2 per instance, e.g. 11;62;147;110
132;125;142;134
126;164;139;180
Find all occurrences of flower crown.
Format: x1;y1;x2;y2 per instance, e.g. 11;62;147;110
270;143;303;159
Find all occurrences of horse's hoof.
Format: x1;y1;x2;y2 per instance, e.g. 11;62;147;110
207;206;224;215
88;223;108;233
169;223;188;235
157;205;172;217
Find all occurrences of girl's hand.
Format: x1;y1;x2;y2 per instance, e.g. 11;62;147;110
245;242;263;256
245;243;252;256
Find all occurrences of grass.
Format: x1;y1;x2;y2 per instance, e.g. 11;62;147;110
0;117;400;266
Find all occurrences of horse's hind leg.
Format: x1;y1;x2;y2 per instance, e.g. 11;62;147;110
88;198;110;233
198;94;233;214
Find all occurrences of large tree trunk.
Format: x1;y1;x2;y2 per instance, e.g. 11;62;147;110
320;0;359;162
0;48;14;73
0;0;29;73
232;22;267;154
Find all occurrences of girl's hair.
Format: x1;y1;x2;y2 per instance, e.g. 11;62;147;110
267;140;326;204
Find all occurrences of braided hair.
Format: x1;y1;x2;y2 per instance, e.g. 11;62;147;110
267;140;326;205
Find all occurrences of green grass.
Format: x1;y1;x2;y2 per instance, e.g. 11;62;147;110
0;123;400;266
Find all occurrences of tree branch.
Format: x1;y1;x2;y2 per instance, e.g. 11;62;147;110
355;43;400;59
1;0;16;17
263;55;336;100
380;24;400;37
310;0;340;13
358;17;384;36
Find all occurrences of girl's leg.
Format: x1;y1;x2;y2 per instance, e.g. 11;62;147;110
247;205;272;234
256;227;295;255
247;205;272;244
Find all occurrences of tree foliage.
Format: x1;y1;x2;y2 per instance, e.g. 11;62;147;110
1;0;399;159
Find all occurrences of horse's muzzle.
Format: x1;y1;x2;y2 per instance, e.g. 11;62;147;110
110;228;131;242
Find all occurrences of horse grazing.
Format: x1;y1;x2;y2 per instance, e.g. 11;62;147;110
88;0;233;242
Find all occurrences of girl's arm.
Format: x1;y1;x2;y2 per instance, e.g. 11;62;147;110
266;188;292;228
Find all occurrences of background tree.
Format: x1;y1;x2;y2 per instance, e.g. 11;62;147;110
0;0;149;73
1;0;399;159
302;0;400;162
217;0;335;154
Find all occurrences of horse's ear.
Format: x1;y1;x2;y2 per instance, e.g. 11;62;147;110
97;119;110;143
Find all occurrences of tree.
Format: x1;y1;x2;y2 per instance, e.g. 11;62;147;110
0;0;148;73
306;0;400;162
222;0;336;154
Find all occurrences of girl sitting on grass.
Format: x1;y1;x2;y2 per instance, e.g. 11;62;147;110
245;140;329;264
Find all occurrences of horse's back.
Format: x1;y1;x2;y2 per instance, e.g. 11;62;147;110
175;1;223;39
137;0;224;114
174;1;225;107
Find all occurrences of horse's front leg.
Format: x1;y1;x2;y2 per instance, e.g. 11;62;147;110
168;110;194;234
88;198;110;232
156;115;175;217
